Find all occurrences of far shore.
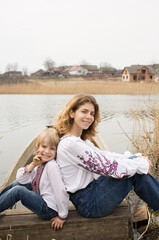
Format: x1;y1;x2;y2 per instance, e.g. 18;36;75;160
0;78;159;94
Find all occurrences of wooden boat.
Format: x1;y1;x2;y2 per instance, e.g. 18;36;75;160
0;134;132;240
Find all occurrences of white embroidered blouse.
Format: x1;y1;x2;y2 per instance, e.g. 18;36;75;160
16;160;69;219
56;135;149;193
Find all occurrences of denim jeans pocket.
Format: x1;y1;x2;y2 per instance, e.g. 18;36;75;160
71;180;95;204
71;181;96;217
77;197;92;217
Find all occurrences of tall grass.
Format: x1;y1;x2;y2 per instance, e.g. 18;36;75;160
131;98;159;177
1;79;159;94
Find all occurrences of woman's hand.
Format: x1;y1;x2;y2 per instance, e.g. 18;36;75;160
50;216;65;230
147;158;153;174
142;156;153;174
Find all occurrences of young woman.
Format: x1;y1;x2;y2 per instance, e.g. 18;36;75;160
0;128;69;230
55;93;159;218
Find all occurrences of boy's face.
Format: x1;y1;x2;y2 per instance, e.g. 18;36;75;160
37;139;56;162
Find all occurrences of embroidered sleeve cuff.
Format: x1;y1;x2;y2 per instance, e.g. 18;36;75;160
58;215;67;220
137;157;149;174
24;165;32;173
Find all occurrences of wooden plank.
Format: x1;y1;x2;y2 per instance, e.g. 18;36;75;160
3;199;127;215
133;204;148;223
0;204;131;240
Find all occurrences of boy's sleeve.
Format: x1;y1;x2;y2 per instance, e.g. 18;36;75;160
16;167;36;184
48;162;69;219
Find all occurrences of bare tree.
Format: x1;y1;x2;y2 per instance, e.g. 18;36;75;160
80;59;90;65
22;67;28;77
5;63;19;72
43;57;55;71
12;63;18;71
99;62;117;74
100;62;112;68
5;64;13;72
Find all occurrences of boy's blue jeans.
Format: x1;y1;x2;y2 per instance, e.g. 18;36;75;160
0;181;57;220
70;173;159;218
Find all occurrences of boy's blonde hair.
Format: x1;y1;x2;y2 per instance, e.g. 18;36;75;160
55;94;101;140
34;128;59;150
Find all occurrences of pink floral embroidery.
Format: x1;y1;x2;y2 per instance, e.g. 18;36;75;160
77;150;128;178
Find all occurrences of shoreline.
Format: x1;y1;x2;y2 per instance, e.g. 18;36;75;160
0;79;159;94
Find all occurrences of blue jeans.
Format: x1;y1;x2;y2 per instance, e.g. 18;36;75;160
70;173;159;218
0;181;58;220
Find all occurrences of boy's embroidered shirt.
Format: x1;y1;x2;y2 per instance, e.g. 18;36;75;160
57;135;149;193
16;160;69;219
32;163;46;194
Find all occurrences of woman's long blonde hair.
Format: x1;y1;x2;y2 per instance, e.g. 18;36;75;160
55;94;101;140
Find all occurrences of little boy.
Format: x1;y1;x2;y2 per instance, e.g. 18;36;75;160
0;128;69;230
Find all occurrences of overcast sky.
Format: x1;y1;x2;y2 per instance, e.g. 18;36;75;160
0;0;159;73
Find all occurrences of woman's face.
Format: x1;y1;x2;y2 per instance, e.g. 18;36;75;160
70;102;95;134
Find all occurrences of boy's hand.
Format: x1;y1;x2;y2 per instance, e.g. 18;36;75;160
33;155;43;167
50;216;65;230
32;150;44;166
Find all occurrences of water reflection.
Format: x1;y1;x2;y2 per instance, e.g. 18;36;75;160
100;111;117;122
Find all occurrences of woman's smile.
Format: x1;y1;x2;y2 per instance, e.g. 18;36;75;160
81;119;92;127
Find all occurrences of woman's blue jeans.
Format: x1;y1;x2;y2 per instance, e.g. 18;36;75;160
0;181;57;220
70;173;159;218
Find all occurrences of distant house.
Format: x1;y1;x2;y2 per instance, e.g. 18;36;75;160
99;67;121;77
31;69;56;77
50;67;68;78
122;65;155;82
80;65;99;74
69;66;88;76
52;67;63;74
43;70;55;77
3;71;22;78
30;69;44;77
0;71;23;83
151;64;159;81
61;67;70;77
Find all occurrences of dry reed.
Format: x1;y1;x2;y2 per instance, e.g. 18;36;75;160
131;98;159;177
1;79;159;94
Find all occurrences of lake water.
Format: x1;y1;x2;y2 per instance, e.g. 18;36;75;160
0;94;155;184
